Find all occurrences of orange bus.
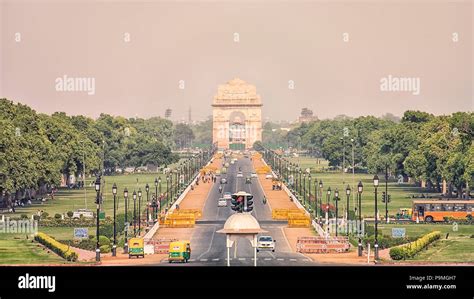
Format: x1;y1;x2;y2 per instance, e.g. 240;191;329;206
412;200;474;222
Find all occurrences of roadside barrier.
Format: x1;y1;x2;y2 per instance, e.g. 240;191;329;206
296;236;350;253
172;209;202;220
162;213;195;228
146;238;178;254
272;208;306;220
288;215;311;228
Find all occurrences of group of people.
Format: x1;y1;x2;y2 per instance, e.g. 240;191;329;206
272;181;283;191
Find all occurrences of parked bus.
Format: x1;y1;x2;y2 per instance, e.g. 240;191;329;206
412;200;474;222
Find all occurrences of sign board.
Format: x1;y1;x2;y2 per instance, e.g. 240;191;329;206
99;211;106;220
74;228;89;239
392;228;406;238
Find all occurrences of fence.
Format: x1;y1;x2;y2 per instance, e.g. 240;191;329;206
296;236;350;253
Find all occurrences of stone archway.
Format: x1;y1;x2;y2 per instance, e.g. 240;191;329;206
212;78;263;150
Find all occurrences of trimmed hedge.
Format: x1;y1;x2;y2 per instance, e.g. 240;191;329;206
34;232;78;262
389;231;441;260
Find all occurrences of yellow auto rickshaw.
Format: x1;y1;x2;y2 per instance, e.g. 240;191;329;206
168;240;191;263
128;237;145;258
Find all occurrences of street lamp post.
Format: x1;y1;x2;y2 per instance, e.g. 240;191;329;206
133;191;137;236
154;178;158;222
373;174;380;262
334;188;340;237
94;176;101;262
345;185;351;236
138;189;142;234
123;188;129;254
357;181;363;257
145;183;150;226
308;174;312;211
112;183;117;257
303;173;307;207
166;175;170;210
319;180;323;221
385;165;389;224
326;187;331;233
158;177;162;214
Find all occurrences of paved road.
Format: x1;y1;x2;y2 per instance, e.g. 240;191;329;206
160;156;316;266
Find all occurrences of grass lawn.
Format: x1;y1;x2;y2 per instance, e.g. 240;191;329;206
412;237;474;263
376;223;474;238
287;156;440;218
0;233;68;265
372;223;474;263
2;173;179;219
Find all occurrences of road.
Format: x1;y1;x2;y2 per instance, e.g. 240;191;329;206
160;156;315;266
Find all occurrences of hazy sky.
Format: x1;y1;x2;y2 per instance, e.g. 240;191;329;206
1;0;473;121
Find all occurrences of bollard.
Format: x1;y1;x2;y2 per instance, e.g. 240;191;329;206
367;243;371;264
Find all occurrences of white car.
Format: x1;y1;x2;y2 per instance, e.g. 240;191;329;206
265;173;273;179
257;236;276;252
237;172;243;178
218;198;227;207
223;192;232;200
251;173;258;178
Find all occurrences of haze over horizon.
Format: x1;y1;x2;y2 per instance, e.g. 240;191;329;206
1;0;472;122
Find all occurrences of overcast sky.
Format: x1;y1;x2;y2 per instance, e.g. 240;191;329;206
1;0;472;122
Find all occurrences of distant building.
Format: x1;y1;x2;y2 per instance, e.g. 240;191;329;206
297;108;318;123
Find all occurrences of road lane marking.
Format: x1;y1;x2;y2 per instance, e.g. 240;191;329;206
200;259;208;262
238;258;246;261
212;258;219;261
290;258;297;262
277;258;284;261
264;258;272;261
196;228;216;260
189;259;196;262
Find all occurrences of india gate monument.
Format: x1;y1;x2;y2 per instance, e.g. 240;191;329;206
212;78;263;150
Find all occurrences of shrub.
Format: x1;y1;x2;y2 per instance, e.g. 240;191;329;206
20;214;29;220
54;213;62;220
33;215;40;221
99;236;110;247
389;231;441;260
99;245;111;253
41;212;49;219
67;211;73;218
34;232;78;262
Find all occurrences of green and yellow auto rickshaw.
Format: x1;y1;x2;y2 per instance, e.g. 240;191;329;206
168;241;191;263
128;237;145;258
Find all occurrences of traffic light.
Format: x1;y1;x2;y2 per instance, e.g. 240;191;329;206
231;194;244;212
244;195;253;212
387;194;391;203
231;192;253;212
382;192;386;203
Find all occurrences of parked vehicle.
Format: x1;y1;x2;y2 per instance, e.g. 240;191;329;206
223;192;232;200
128;238;145;258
